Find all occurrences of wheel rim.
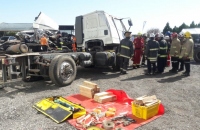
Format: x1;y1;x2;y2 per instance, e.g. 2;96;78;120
60;61;74;80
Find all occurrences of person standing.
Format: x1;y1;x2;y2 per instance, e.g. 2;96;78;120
178;34;184;71
118;31;134;74
40;34;48;51
141;33;149;66
56;32;64;50
72;35;77;52
132;33;144;69
157;33;168;73
179;32;194;76
145;33;159;75
169;33;181;73
164;36;171;67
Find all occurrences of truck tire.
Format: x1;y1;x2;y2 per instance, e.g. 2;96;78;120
49;56;77;87
194;49;200;63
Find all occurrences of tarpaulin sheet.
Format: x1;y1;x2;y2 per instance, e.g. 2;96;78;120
66;90;165;130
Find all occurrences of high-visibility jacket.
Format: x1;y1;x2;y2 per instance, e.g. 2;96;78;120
134;37;144;50
145;39;159;63
118;37;134;59
72;36;77;51
40;37;47;45
170;38;181;57
158;39;168;58
179;38;194;59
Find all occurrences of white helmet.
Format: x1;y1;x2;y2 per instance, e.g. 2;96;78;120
150;33;155;38
158;33;164;37
164;36;170;40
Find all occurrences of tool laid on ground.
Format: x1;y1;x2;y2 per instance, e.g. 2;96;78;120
102;120;115;130
87;126;102;130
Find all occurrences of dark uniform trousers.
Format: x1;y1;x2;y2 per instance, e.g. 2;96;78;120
41;45;48;51
184;59;190;73
142;54;146;64
120;57;129;73
147;59;156;73
178;58;184;70
157;57;167;73
171;57;179;71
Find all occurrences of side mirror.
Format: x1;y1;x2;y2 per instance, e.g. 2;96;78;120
128;19;133;26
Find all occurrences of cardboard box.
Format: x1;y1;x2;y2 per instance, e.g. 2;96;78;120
98;95;117;103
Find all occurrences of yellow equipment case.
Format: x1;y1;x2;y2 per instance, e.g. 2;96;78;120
33;96;86;123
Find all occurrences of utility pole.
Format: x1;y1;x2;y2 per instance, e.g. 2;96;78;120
142;21;147;33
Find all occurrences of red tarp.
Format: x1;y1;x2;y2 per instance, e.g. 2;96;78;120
66;89;165;130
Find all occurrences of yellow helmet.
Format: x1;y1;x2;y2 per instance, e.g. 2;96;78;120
184;31;191;38
138;32;142;36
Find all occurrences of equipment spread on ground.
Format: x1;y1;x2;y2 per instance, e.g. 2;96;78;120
33;81;165;130
33;96;86;123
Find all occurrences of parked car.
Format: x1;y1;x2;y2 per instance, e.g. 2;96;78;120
0;36;18;44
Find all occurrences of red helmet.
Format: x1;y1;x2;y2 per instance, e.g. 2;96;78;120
172;33;178;38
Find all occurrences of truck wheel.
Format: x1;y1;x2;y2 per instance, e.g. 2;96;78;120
194;49;200;63
49;56;77;87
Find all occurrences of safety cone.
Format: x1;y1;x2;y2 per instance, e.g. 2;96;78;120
166;54;170;67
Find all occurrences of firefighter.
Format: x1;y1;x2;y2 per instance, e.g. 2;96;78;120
165;36;171;67
145;33;159;75
72;35;77;52
155;33;159;41
118;31;134;74
141;33;149;66
179;31;194;76
178;34;184;71
157;33;168;73
132;32;144;69
40;34;48;51
56;31;63;50
169;33;181;73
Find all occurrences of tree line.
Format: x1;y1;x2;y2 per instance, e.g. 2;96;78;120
163;21;200;35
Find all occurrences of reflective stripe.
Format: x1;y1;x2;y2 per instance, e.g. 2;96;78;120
60;42;63;45
119;54;130;59
175;51;178;53
160;47;167;50
57;48;62;50
185;53;188;55
159;55;167;57
172;46;176;48
150;48;158;51
121;45;130;49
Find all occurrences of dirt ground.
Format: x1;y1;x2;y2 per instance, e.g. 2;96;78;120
0;62;200;130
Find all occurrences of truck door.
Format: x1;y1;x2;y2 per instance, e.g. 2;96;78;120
105;14;120;44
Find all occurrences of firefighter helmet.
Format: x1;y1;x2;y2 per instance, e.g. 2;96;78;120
172;33;178;38
150;33;155;38
184;31;191;38
138;32;142;36
158;33;164;37
164;36;170;40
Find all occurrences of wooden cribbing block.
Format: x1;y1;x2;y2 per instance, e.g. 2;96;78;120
94;92;113;101
79;85;95;98
97;95;117;104
83;81;97;90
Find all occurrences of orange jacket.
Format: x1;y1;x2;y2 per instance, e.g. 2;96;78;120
40;37;47;45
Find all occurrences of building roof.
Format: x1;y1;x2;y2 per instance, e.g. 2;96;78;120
0;23;33;31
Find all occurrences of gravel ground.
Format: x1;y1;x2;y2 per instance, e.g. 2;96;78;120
0;62;200;130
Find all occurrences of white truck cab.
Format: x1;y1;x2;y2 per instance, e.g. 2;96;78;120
75;11;132;52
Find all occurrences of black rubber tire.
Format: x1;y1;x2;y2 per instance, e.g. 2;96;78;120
49;55;62;85
49;56;77;87
194;49;200;63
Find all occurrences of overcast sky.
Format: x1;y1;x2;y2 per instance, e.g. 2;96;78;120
0;0;200;34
